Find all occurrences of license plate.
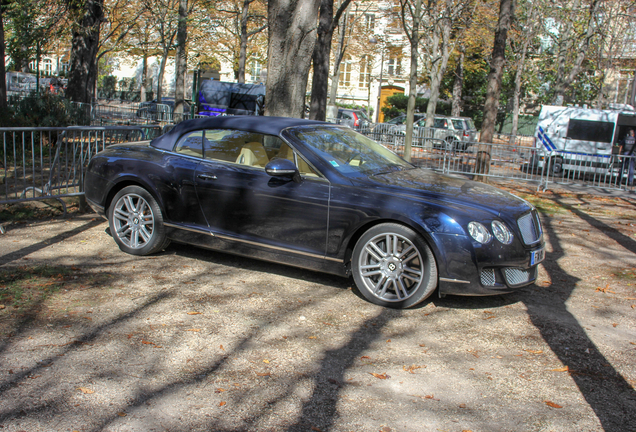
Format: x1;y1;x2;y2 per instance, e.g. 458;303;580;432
531;247;545;266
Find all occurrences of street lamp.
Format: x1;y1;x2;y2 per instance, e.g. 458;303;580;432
369;36;385;124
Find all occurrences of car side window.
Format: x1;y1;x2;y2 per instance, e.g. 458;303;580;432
273;143;320;177
434;118;448;129
174;131;205;158
452;120;464;130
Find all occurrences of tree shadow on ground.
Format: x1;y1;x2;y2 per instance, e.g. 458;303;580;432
522;198;636;430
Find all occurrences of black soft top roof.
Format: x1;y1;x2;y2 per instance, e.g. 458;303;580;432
150;116;332;151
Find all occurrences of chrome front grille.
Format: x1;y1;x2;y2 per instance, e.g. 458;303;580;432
517;211;542;245
480;268;496;286
503;267;536;286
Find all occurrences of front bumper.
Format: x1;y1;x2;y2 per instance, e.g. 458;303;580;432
433;232;544;296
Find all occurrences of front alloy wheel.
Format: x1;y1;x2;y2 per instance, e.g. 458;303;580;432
352;223;438;308
108;186;169;255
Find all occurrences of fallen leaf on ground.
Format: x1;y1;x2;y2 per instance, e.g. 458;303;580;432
215;388;226;393
424;395;439;400
118;412;126;417
263;359;270;364
361;356;370;359
308;336;317;339
220;345;224;350
77;387;94;394
595;284;615;294
403;365;423;374
187;311;202;315
185;329;200;332
544;400;563;409
219;401;226;407
141;340;155;345
311;427;323;432
612;323;618;327
524;349;543;354
551;366;569;372
370;372;390;379
459;403;467;408
256;372;271;377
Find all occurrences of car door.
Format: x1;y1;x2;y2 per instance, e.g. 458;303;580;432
161;130;208;228
193;129;330;257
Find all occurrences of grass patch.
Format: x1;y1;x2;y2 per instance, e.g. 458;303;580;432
0;266;71;311
0;198;79;224
511;193;568;216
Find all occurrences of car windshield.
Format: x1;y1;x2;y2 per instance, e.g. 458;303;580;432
288;126;414;177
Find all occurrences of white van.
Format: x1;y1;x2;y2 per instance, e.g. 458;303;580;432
534;105;636;174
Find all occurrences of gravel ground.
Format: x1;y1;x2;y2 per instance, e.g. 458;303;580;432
0;186;635;432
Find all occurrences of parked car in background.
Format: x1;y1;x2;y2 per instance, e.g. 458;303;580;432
389;114;477;151
85;116;544;309
416;115;478;151
336;108;373;129
137;98;192;121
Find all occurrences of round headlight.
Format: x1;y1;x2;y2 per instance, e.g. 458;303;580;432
468;222;492;244
492;220;514;245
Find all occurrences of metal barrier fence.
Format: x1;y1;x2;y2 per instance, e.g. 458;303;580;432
1;126;162;212
363;130;635;193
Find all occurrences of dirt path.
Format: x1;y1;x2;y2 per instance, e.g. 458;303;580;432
0;188;635;432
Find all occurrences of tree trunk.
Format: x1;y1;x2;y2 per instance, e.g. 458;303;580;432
237;0;251;84
477;0;514;181
510;38;529;142
424;7;453;130
140;53;148;103
174;0;188;119
156;49;169;102
266;0;321;118
0;1;7;110
66;0;104;104
309;0;335;120
328;11;348;108
479;0;514;145
552;0;600;104
403;0;422;163
451;45;465;117
510;2;536;142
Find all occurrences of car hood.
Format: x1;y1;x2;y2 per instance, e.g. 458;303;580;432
356;167;531;218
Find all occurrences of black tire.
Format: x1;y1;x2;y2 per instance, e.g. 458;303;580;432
444;137;458;152
352;223;438;308
108;185;170;256
551;157;564;175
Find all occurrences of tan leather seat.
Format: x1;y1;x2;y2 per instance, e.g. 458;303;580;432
236;142;270;168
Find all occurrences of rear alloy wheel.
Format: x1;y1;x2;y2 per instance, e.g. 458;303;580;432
352;223;438;308
108;186;169;256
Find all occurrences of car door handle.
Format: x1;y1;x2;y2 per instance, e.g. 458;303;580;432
197;174;217;180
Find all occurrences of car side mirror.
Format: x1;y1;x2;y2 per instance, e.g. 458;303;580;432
265;158;301;183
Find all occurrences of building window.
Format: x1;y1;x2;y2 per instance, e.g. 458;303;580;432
364;14;375;31
359;55;372;88
44;59;52;75
387;57;401;76
249;60;262;83
339;55;352;87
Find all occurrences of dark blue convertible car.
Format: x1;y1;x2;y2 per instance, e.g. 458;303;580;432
85;116;545;308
